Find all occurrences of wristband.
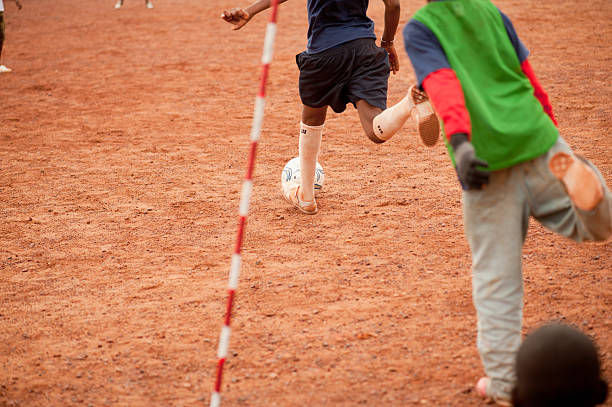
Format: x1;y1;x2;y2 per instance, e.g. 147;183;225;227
450;133;470;151
381;38;394;46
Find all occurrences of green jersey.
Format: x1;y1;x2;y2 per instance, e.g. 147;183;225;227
413;0;558;171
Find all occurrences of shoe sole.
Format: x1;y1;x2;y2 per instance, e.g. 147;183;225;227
549;152;603;211
410;85;440;147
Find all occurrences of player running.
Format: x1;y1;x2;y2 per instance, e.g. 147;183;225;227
222;0;440;214
0;0;22;73
402;0;612;404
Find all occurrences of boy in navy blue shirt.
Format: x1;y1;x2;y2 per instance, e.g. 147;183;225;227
222;0;440;214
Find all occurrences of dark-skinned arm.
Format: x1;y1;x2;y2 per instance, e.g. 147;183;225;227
221;0;288;30
381;0;400;74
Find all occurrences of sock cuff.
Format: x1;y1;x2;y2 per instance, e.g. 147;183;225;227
300;121;325;136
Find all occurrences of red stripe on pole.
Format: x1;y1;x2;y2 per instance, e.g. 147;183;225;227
234;216;246;254
270;0;279;22
245;143;258;180
214;357;226;392
211;0;279;405
224;290;235;326
258;64;270;98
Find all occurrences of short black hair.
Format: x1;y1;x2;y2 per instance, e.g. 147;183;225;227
512;323;608;407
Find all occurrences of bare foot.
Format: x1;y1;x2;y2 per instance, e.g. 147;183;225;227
549;152;604;211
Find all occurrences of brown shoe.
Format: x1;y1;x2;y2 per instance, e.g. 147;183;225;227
282;182;318;215
409;85;440;147
549;152;604;211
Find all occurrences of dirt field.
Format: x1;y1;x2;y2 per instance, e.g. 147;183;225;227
1;0;610;406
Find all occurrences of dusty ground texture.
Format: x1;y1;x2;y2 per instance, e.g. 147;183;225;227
1;0;610;406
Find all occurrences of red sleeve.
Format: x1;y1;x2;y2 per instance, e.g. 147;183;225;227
521;59;558;125
422;68;471;141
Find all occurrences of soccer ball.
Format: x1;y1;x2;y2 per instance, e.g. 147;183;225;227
281;157;325;194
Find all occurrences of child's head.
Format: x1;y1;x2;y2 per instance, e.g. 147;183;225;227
512;323;608;407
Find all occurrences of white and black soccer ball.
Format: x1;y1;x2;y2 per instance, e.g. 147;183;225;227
281;157;324;194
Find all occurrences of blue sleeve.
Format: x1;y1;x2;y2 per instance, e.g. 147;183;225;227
402;19;450;87
498;9;530;62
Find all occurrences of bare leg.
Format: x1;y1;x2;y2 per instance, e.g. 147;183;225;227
0;12;5;61
0;12;11;72
302;105;327;126
356;100;384;143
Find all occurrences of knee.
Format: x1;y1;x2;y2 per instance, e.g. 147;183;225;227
365;128;385;144
590;200;612;241
594;221;612;241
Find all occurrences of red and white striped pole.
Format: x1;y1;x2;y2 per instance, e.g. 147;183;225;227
210;2;280;407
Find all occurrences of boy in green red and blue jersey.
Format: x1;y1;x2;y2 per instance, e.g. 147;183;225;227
403;0;612;404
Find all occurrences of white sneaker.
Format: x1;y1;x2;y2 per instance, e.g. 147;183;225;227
0;65;12;73
145;1;153;8
114;0;123;8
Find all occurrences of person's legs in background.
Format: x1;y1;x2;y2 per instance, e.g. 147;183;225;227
0;11;12;73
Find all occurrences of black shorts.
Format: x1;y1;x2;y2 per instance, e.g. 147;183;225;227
296;38;390;114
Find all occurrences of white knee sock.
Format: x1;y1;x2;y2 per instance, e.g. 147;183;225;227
299;122;323;202
372;92;415;141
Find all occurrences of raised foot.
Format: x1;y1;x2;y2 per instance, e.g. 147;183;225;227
409;85;440;147
549;152;603;211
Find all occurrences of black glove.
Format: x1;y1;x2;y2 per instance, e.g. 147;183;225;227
451;133;490;190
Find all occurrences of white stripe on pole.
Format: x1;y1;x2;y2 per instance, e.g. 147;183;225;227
239;180;253;217
210;392;221;407
217;326;231;359
228;254;241;290
211;3;280;406
261;23;277;64
250;96;266;142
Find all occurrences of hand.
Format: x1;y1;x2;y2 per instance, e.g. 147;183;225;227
451;133;490;190
221;8;251;30
381;42;399;75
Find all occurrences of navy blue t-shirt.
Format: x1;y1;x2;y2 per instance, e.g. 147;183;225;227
403;3;529;86
307;0;376;54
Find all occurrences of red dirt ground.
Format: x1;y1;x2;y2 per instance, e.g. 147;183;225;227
1;1;610;406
